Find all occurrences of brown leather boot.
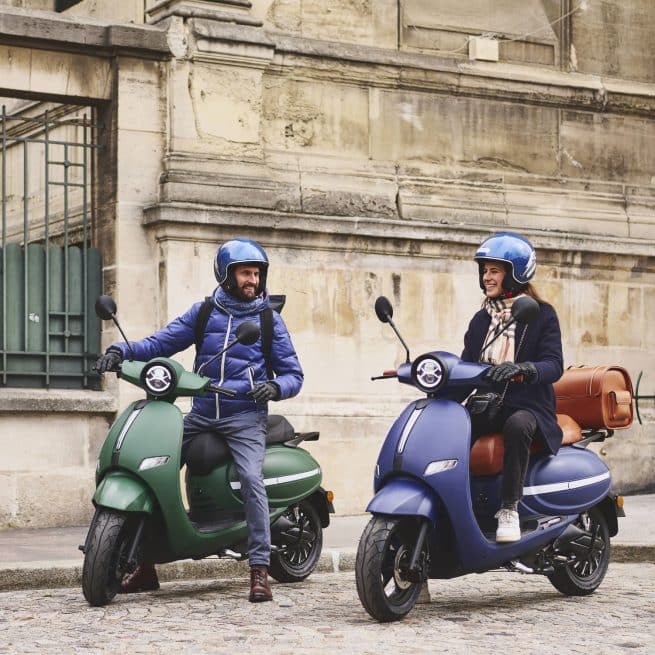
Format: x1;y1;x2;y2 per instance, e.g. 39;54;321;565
120;562;160;594
249;565;273;602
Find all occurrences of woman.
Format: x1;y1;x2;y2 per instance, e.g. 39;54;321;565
462;232;564;543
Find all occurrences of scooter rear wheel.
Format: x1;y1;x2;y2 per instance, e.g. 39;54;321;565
269;500;323;583
82;509;135;606
547;507;610;596
355;516;426;622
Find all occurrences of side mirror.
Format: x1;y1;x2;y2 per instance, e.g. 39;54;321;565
374;296;393;324
235;321;260;346
95;295;117;321
512;296;540;324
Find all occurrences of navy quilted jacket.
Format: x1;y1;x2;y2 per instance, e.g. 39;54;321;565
112;288;303;419
461;301;564;454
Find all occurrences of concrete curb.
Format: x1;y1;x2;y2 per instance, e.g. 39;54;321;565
0;548;358;592
0;544;652;592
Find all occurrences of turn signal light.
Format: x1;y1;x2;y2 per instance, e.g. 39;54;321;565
616;495;624;509
326;490;334;503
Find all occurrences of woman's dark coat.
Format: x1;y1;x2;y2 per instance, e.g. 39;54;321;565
461;301;564;454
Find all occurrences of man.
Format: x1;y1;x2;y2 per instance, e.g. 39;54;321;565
95;238;304;601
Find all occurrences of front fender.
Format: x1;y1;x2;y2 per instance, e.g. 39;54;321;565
93;472;155;514
366;477;438;523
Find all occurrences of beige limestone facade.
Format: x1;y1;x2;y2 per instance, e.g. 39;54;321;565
0;0;653;527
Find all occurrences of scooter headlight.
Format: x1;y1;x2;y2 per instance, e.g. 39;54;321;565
140;362;176;397
411;354;447;394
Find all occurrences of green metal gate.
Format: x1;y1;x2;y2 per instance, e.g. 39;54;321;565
0;104;102;389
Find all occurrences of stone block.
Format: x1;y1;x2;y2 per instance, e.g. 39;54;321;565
265;0;397;48
300;171;397;218
398;178;506;225
606;285;643;349
117;58;167;133
572;0;655;84
116;130;164;203
567;280;610;350
369;89;559;176
13;469;96;529
0;474;17;527
262;78;369;156
559;111;655;185
189;63;264;144
0;45;112;101
0;415;88;471
505;184;630;238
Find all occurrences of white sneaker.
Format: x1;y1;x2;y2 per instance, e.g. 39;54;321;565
495;508;521;543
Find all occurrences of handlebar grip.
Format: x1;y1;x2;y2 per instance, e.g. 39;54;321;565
207;383;237;397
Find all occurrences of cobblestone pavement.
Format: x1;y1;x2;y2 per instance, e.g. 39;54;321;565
1;564;653;655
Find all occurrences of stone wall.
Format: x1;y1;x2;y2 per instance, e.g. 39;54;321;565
0;1;653;526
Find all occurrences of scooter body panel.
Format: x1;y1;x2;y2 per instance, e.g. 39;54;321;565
366;476;438;522
373;397;581;573
375;399;471;496
521;446;611;516
187;445;322;513
95;399;314;561
471;448;611;527
93;471;155;514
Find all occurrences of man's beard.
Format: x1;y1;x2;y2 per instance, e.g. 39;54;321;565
235;285;257;301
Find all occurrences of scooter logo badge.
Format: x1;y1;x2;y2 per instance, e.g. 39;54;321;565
145;365;173;393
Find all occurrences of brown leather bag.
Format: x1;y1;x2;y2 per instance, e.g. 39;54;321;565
553;366;634;430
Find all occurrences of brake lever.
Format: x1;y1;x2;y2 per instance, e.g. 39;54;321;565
371;370;398;381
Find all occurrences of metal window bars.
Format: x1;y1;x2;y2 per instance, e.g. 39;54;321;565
0;103;102;389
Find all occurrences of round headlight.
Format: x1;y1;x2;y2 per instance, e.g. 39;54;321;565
411;354;447;394
141;363;176;397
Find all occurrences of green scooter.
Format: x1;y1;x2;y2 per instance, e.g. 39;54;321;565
81;295;333;607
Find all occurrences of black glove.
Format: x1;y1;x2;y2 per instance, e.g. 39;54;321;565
94;347;124;374
485;361;537;384
247;382;280;403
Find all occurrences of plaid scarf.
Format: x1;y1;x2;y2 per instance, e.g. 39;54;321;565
479;295;523;364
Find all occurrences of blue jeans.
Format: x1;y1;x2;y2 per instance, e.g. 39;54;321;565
183;411;271;567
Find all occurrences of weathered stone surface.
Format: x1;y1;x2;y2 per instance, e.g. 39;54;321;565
0;4;169;55
572;0;655;83
1;566;655;653
0;44;112;101
266;0;397;49
11;469;95;529
0;1;653;530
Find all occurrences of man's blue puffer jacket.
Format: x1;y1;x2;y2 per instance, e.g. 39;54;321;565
111;288;303;419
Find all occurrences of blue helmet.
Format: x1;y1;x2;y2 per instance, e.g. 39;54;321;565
474;232;536;294
214;238;269;295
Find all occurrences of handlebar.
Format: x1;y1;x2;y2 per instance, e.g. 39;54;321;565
206;382;238;398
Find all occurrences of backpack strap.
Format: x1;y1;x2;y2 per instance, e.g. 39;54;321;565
260;307;274;380
195;296;275;379
194;296;214;358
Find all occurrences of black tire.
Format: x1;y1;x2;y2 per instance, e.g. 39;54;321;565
548;507;611;596
355;516;426;623
269;500;323;583
82;509;136;607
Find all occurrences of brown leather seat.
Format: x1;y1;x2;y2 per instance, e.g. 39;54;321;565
469;414;582;476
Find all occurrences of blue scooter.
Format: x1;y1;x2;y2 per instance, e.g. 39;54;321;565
355;295;625;622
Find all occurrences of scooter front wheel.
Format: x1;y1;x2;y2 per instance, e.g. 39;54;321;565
82;509;137;606
355;516;427;622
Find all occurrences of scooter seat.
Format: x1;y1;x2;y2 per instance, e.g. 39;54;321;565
185;414;297;476
470;414;583;476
